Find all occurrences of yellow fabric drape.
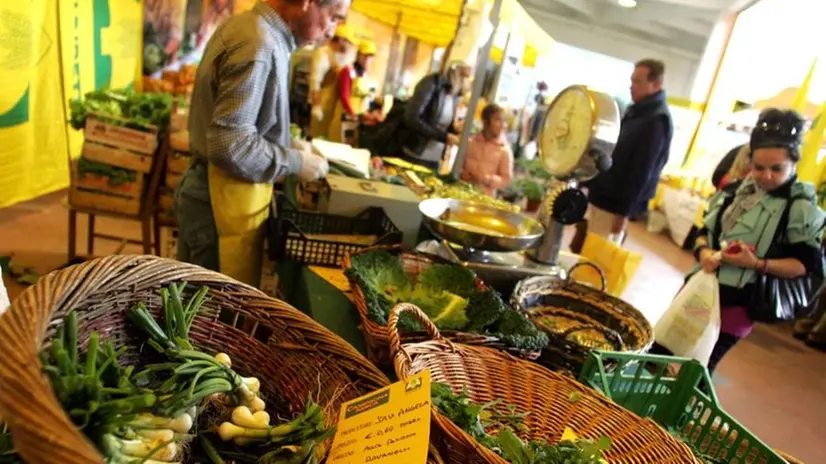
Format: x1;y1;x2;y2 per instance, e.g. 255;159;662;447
0;1;143;208
351;0;554;53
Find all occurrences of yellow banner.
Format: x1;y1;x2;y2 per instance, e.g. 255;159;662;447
0;1;143;208
60;0;144;159
0;2;70;208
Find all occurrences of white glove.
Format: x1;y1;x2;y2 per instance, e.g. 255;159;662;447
312;106;324;121
298;150;329;181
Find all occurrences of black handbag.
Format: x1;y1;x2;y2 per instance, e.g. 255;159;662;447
747;194;820;323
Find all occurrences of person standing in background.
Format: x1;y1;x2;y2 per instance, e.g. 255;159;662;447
461;103;514;196
290;44;315;137
576;59;674;246
176;0;348;286
328;40;377;142
309;24;356;138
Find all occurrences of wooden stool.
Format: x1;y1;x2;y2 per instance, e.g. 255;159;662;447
64;197;159;260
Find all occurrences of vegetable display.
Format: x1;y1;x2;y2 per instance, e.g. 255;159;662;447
345;250;548;352
0;284;332;464
77;157;139;188
423;182;521;213
431;382;610;464
69;88;173;130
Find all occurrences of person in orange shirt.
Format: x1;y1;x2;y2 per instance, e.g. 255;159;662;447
460;103;514;196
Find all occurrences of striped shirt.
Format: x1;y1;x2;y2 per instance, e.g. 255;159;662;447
188;2;301;183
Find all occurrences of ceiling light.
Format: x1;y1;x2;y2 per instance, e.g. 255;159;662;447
618;0;637;7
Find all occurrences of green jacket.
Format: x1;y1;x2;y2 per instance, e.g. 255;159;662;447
697;179;825;288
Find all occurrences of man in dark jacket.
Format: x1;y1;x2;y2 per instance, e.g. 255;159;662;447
584;59;674;243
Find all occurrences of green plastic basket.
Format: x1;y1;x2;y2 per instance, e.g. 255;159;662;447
579;350;788;464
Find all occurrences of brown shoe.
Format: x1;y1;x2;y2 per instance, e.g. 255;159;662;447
805;311;826;351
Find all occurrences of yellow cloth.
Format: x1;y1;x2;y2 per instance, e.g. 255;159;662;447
571;233;643;297
207;165;272;286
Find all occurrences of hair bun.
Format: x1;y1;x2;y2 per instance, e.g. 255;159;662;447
751;108;805;151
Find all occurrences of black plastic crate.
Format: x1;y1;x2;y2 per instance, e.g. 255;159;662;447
268;194;403;267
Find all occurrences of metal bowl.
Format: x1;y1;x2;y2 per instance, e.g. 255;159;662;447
419;198;544;252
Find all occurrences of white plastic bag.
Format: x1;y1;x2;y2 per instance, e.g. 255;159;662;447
654;272;721;365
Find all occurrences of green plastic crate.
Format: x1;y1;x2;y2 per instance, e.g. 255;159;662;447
578;350;788;464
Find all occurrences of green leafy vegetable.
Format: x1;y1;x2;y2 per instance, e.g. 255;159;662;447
69;88;173;130
346;250;548;352
431;382;610;464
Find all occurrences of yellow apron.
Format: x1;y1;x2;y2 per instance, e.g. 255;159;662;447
309;65;339;139
207;164;272;286
328;73;373;143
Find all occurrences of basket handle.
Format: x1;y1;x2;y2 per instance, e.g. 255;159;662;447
566;261;607;292
387;303;445;360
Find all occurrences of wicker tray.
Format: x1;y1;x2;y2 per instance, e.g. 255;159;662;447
512;267;654;376
0;255;390;463
388;303;699;464
343;244;542;366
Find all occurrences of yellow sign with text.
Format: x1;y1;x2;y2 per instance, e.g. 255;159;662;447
327;370;431;464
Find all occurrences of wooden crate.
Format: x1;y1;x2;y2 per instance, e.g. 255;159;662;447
84;115;158;155
82;141;154;173
69;160;145;216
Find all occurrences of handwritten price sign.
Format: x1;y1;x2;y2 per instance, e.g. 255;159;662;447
327;370;431;464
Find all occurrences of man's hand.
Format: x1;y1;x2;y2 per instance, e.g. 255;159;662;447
446;134;460;146
298;149;329;181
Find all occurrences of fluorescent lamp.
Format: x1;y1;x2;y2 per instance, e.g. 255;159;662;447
618;0;637;7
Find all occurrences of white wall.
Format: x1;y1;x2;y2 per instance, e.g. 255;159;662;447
533;14;702;98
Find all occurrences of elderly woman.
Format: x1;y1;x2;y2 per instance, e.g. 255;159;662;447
653;109;825;373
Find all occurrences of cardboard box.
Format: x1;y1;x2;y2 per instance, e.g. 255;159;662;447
84;115;158;155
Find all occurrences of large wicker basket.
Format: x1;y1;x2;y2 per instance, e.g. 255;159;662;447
512;271;654;376
343;245;542;365
388;303;699;464
0;255;390;463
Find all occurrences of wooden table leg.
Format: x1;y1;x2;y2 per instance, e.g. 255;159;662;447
141;218;152;254
68;209;77;261
87;213;96;256
153;215;162;256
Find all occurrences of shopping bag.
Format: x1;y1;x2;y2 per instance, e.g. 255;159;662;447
0;265;9;315
572;232;642;297
654;272;721;365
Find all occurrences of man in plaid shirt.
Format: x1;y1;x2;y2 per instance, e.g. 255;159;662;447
176;0;349;281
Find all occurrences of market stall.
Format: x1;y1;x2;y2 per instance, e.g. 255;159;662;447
0;1;809;463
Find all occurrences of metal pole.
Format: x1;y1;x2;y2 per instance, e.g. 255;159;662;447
451;0;505;178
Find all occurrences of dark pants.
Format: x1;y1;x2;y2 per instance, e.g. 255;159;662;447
402;154;440;171
649;332;741;375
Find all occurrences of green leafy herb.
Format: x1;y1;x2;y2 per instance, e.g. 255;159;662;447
432;382;610;464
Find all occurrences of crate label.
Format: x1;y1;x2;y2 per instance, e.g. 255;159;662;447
84;117;158;155
327;370;431;464
82;141;153;173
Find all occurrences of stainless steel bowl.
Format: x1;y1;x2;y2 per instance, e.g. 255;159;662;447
419;198;545;252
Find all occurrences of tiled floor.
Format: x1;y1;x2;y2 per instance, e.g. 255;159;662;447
1;192;823;462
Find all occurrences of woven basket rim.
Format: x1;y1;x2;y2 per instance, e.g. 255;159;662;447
387;303;700;464
0;254;389;464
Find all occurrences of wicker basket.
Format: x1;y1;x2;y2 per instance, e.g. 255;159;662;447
512;269;654;376
0;255;390;464
388;303;699;464
343;244;542;366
